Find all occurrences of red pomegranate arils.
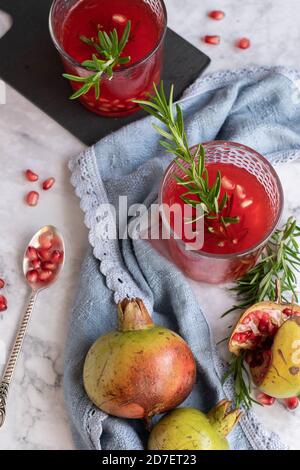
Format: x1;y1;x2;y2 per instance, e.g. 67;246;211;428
27;246;38;261
236;37;251;49
26;270;38;283
258;313;270;334
42;177;55;191
256;392;275;406
39;269;53;282
51;250;63;264
42;262;57;271
38;248;52;261
26;191;39;206
283;307;293;316
208;10;225;20
283;396;299;410
0;279;5;289
0;295;7;312
31;259;41;269
25;169;39;182
203;35;220;45
39;232;54;249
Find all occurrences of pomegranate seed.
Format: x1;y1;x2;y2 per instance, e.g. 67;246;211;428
31;259;41;269
42;177;55;191
203;35;220;45
26;191;39;207
283;308;293;316
256;392;275;406
237;37;251;49
208;10;225;20
42;261;57;271
38;248;52;261
25;169;39;182
268;324;279;337
0;295;7;312
26;270;38;283
0;279;5;289
283;397;299;410
51;250;63;264
39;269;53;282
112;13;127;24
27;246;38;261
39;232;54;249
258;313;270;334
232;331;254;343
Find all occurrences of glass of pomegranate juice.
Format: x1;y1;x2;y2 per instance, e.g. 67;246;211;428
159;142;284;284
49;0;167;116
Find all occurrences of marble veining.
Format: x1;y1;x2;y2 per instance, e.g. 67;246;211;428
0;0;300;450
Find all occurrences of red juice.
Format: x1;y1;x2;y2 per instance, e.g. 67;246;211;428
57;0;166;116
160;142;283;284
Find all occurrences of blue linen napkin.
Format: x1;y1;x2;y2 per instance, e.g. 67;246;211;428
66;66;300;450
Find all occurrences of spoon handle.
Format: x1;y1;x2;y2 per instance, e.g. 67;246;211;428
0;291;37;427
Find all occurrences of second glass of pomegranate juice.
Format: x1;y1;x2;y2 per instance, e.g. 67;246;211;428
49;0;167;116
160;142;284;284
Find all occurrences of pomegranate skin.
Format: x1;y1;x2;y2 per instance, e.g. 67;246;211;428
83;300;196;420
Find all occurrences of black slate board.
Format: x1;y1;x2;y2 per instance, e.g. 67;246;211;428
0;0;210;145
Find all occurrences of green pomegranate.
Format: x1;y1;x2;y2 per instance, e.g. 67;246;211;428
229;301;300;399
83;299;196;421
148;400;242;450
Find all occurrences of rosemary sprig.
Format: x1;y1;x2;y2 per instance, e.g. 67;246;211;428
63;21;131;100
223;216;300;409
223;216;300;317
133;83;239;227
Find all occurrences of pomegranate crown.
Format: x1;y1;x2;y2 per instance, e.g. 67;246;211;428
207;400;242;438
117;298;153;332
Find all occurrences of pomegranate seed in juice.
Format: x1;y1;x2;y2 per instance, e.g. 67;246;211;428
26;191;39;207
26;270;39;283
42;177;55;190
51;250;63;264
237;37;251;49
203;35;220;45
283;396;299;410
39;231;54;249
59;0;165;117
39;270;53;282
25;169;39;182
38;248;52;261
0;295;7;311
208;10;225;20
0;279;5;289
42;262;57;271
31;259;41;269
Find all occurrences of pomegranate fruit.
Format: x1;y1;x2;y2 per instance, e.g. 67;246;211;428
0;295;7;312
148;400;241;450
83;299;196;421
229;301;300;399
25;169;39;182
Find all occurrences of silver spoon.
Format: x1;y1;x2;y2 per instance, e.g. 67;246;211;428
0;225;65;427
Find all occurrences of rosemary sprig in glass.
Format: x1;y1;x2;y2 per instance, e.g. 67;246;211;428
134;83;239;228
63;21;131;100
222;216;300;409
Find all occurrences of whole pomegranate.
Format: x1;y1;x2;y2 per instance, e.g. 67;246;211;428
148;400;241;450
229;301;300;399
83;299;196;422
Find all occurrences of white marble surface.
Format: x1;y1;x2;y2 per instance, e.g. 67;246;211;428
0;0;300;450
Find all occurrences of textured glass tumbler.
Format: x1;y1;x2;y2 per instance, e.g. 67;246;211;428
159;141;284;284
49;0;167;117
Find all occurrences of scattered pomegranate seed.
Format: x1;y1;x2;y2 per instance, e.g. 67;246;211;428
39;232;54;249
51;250;63;264
39;269;53;282
26;269;39;283
42;177;55;191
0;279;5;289
38;248;52;261
203;35;220;45
42;261;57;271
0;295;7;311
283;396;299;410
26;191;39;207
283;307;294;316
236;37;251;49
31;259;41;269
256;392;276;406
208;10;225;20
25;169;39;182
27;246;38;261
